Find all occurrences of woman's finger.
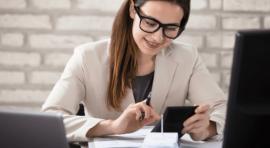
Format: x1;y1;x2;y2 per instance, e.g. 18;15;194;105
183;113;205;127
195;104;210;114
182;119;208;133
135;102;152;120
132;107;142;120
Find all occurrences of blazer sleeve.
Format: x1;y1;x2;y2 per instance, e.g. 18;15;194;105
187;47;227;139
42;47;103;141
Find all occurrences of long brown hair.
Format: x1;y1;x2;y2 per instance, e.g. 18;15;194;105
107;0;190;110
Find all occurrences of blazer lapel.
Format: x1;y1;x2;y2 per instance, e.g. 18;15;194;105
151;51;178;114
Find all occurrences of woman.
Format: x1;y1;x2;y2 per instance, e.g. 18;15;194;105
42;0;226;141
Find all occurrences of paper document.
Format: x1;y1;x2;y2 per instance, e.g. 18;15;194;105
142;132;179;148
88;126;223;148
91;126;153;148
180;134;222;148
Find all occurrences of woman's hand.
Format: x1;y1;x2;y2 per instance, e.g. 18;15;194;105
182;104;217;141
87;101;160;137
112;101;160;134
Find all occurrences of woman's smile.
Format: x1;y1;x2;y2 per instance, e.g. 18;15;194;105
143;37;161;50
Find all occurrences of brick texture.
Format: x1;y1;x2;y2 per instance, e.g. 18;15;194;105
0;14;51;29
76;0;122;12
224;0;270;12
0;0;26;9
1;33;24;47
29;71;61;85
31;0;71;9
0;71;25;84
0;0;269;111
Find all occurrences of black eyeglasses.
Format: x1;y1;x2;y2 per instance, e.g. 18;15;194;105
134;6;182;39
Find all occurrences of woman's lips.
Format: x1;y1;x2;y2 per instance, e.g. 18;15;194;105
144;38;160;49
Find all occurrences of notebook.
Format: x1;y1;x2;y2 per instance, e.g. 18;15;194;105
0;110;69;148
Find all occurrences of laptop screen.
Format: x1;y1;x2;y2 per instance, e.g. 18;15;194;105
0;110;69;148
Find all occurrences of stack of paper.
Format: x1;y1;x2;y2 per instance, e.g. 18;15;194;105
92;126;153;148
142;132;179;148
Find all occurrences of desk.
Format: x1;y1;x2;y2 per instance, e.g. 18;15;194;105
88;126;222;148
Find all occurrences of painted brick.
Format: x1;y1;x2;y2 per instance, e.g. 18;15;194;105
176;34;204;48
206;33;222;48
0;105;41;111
222;33;235;49
56;16;114;31
0;52;40;66
264;17;270;28
207;32;236;49
191;0;207;10
29;34;93;49
224;0;270;12
200;52;218;68
76;0;122;12
1;33;24;47
44;53;71;67
210;0;222;10
0;0;26;9
0;89;50;104
187;15;217;29
29;71;61;85
31;0;70;9
222;16;260;30
223;71;231;88
0;71;25;84
0;14;51;29
221;52;233;68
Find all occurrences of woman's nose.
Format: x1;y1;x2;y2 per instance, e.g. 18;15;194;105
150;28;164;43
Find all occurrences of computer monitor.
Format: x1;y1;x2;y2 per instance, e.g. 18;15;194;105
223;29;270;148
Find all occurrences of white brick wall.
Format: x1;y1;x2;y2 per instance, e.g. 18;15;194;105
0;14;51;29
0;0;26;9
187;15;217;29
222;16;260;30
1;33;24;47
0;89;50;104
29;34;93;49
209;0;222;10
265;17;270;28
76;0;122;12
29;71;61;85
44;53;71;67
0;52;40;66
224;0;270;12
0;71;25;84
191;0;207;10
0;0;269;111
31;0;71;9
56;16;114;31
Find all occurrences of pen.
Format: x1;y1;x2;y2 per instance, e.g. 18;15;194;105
139;93;151;121
161;114;163;135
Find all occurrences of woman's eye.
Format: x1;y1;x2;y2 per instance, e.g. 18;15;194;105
145;20;157;27
166;26;178;31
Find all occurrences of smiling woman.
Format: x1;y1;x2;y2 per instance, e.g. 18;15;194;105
41;0;227;142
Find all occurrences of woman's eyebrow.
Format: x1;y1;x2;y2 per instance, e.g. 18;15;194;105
139;8;181;26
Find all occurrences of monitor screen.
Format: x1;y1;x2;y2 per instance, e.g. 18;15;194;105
223;29;270;148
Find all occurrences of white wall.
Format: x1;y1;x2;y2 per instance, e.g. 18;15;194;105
0;0;270;111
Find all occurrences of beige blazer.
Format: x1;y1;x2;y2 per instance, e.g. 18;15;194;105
42;39;226;141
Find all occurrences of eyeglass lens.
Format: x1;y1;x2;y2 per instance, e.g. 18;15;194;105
135;6;181;39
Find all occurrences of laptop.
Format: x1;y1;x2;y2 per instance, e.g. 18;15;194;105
0;110;69;148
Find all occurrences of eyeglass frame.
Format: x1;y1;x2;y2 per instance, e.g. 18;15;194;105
134;6;182;39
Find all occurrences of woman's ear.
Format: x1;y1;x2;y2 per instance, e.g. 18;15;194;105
129;1;135;19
